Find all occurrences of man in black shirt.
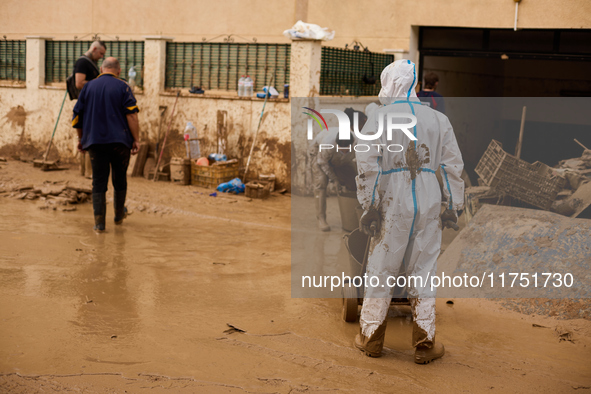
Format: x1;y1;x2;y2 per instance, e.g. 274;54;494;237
73;41;106;178
74;41;106;90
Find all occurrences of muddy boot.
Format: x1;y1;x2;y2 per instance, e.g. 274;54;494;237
315;190;330;231
354;321;387;357
92;193;106;232
414;342;445;364
114;190;127;225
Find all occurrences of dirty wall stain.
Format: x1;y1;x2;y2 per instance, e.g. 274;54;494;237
4;105;27;128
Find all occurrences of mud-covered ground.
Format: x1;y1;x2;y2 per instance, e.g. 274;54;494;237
1;160;590;393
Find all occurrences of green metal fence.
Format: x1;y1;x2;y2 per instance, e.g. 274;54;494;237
45;41;145;86
165;42;290;91
320;47;394;96
0;40;26;82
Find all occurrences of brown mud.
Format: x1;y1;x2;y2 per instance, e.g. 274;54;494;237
404;142;430;180
1;161;590;393
4;105;27;128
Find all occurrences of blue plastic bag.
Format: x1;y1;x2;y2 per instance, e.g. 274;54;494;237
216;178;245;194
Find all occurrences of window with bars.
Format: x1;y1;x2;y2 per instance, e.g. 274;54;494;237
45;41;145;87
165;42;290;92
320;47;394;96
0;40;26;83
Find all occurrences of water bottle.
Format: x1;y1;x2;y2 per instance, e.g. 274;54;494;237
244;75;253;97
238;75;245;97
184;122;200;158
208;153;227;162
128;66;137;88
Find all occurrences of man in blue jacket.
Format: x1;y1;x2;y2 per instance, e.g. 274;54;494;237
72;57;140;232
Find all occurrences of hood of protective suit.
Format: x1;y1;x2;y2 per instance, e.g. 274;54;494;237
378;59;418;105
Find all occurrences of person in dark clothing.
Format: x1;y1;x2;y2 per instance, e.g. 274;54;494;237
73;40;106;179
417;72;446;114
74;40;106;90
72;57;140;232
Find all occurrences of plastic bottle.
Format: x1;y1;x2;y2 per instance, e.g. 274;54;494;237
238;75;245;97
208;153;227;162
244;75;253;97
128;66;137;88
184;121;200;158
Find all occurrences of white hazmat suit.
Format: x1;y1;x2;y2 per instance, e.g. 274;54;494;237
355;60;464;349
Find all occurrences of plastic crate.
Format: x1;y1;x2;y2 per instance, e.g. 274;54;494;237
475;140;565;210
245;181;271;199
191;161;239;188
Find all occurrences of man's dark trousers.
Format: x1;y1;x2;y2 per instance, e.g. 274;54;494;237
88;143;131;229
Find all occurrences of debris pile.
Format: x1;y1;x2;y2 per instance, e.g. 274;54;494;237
0;181;91;211
471;140;591;219
550;148;591;217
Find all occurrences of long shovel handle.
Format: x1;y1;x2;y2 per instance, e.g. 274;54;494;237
43;90;68;162
244;75;274;181
154;91;180;181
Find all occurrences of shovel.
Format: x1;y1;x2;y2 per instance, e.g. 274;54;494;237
34;91;68;171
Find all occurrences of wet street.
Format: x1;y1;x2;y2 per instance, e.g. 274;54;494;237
1;161;590;393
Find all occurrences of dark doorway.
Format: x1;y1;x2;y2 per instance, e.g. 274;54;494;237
417;27;591;182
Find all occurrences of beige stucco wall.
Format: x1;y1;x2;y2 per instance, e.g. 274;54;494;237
0;0;296;43
311;0;591;51
0;87;292;187
1;0;589;191
2;0;589;48
0;36;292;189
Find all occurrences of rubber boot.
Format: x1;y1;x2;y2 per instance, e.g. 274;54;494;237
315;190;330;232
415;342;445;364
354;321;387;357
114;190;128;225
92;193;106;232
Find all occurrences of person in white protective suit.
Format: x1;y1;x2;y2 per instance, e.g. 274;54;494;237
354;59;464;364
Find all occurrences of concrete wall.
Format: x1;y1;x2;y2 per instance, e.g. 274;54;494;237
0;37;292;189
1;0;589;192
2;0;589;49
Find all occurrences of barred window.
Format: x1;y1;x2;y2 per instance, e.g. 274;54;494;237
165;42;290;91
320;47;394;96
0;40;26;83
45;41;145;87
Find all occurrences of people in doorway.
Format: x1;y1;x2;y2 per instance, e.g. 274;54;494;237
417;72;446;114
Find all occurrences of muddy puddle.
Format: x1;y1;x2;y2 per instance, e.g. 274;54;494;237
1;162;591;392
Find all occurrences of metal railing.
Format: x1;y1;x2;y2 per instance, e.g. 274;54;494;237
320;47;394;96
0;40;26;82
45;40;145;86
165;42;290;91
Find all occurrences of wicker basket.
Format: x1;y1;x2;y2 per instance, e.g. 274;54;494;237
191;160;239;188
475;140;565;210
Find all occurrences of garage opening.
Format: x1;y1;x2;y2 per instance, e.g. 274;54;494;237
417;27;591;181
